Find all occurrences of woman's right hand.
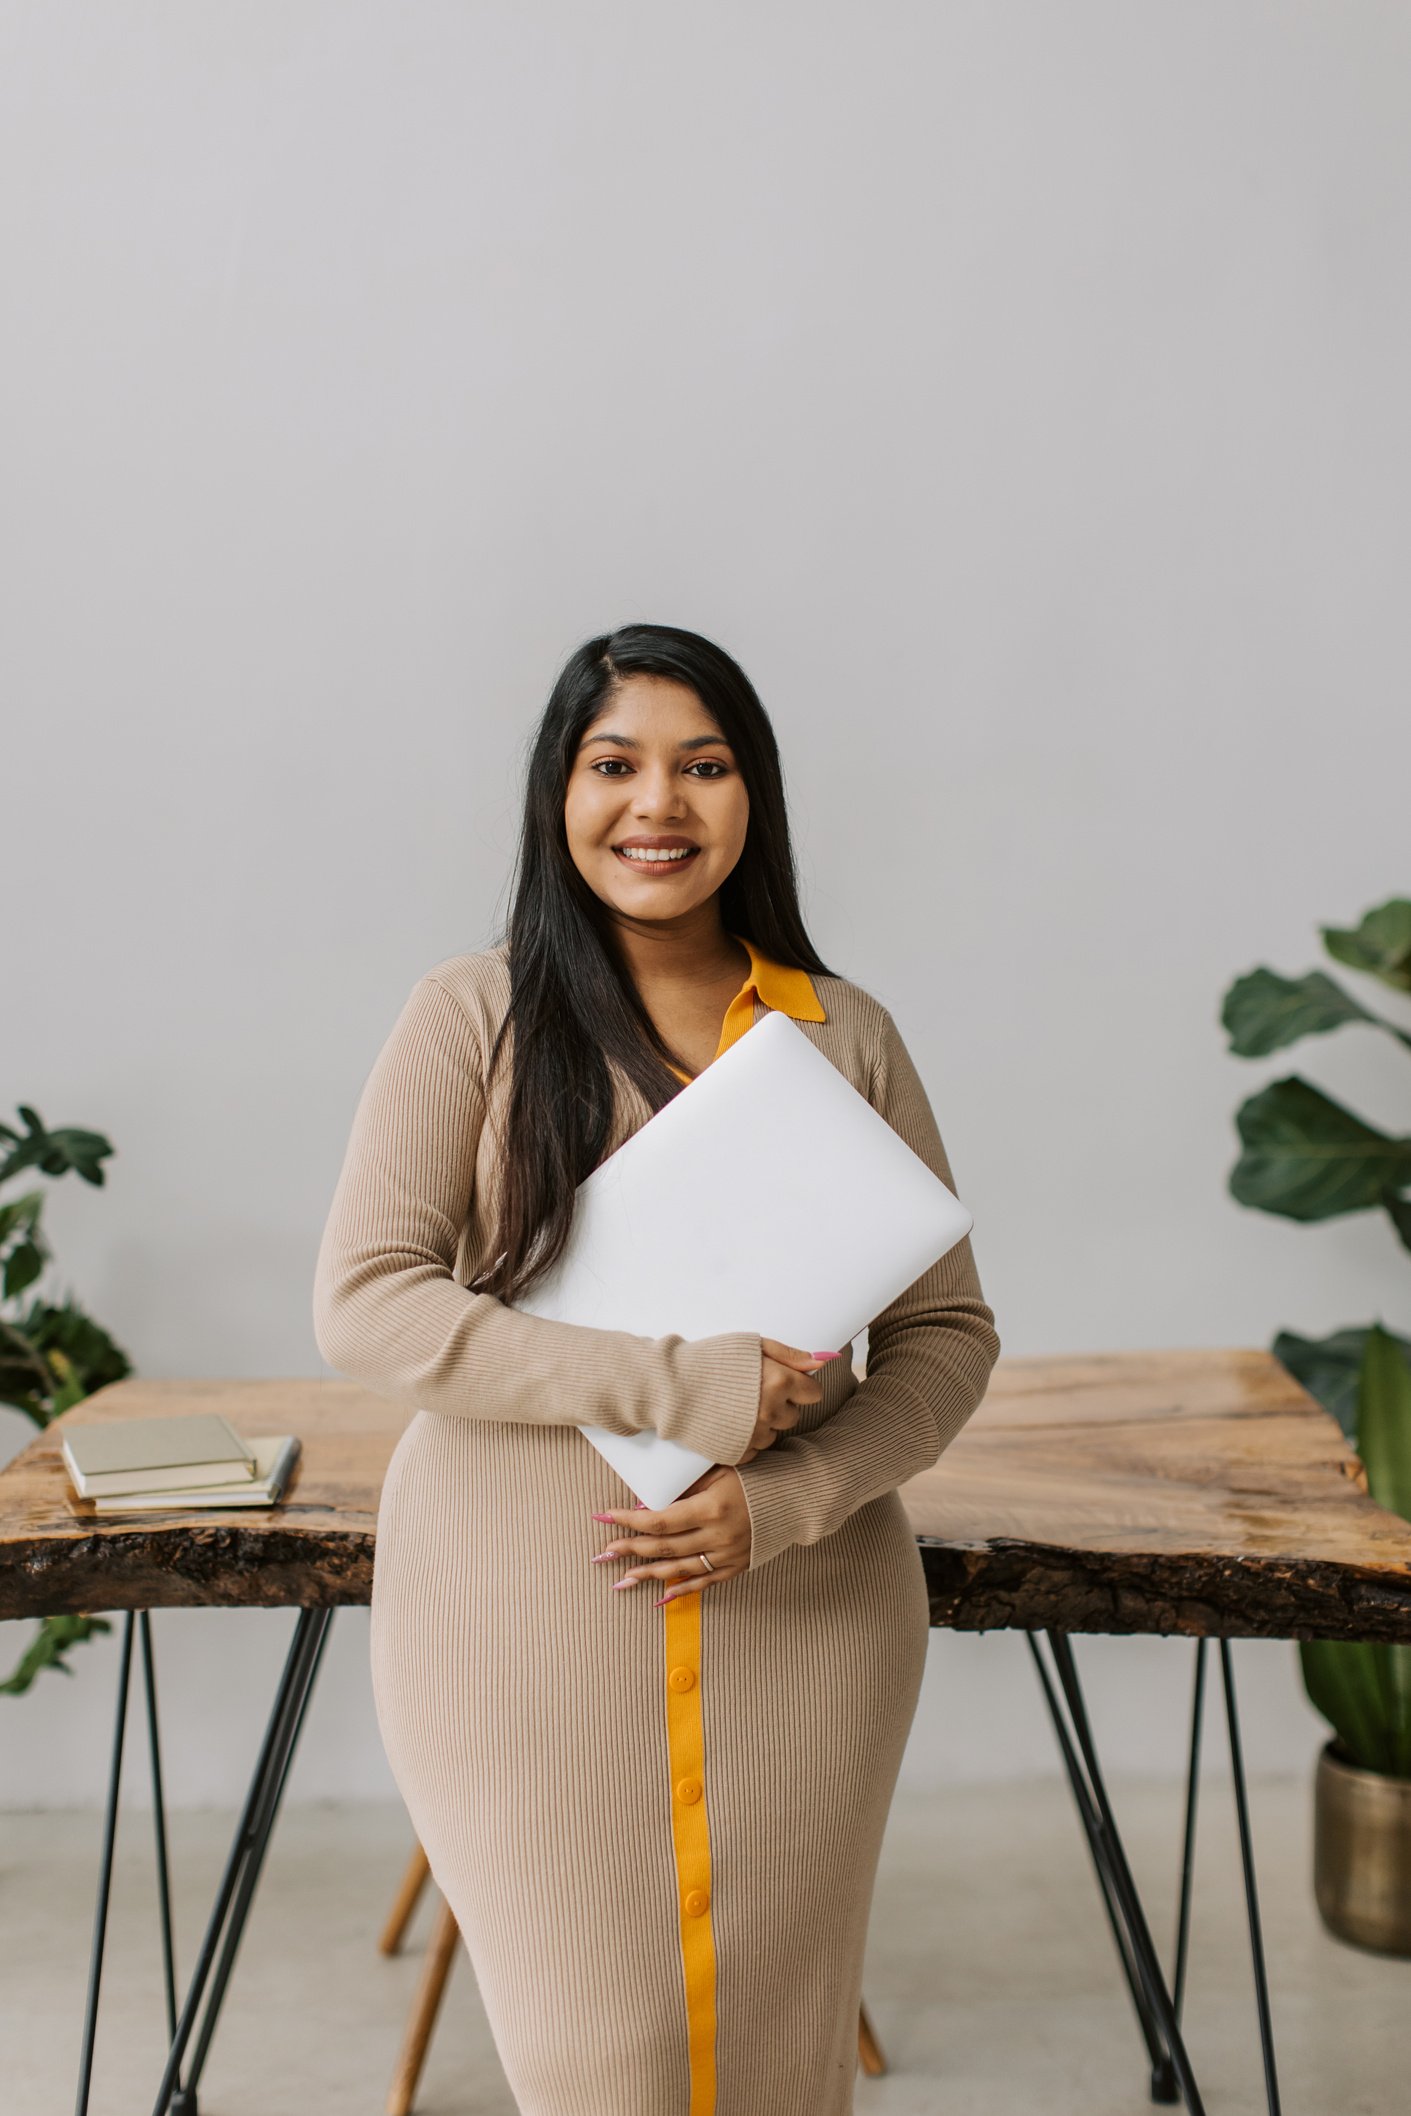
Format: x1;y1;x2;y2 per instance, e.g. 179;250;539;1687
735;1340;844;1464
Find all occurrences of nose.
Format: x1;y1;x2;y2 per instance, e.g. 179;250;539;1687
631;764;686;819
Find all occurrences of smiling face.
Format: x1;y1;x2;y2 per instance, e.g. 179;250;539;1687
564;673;749;931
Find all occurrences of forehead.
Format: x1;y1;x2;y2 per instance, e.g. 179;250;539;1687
578;673;726;747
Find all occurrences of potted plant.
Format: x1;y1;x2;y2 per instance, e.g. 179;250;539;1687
0;1104;129;1693
1222;895;1411;1952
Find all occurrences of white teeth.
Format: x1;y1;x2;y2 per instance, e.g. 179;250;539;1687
617;846;695;862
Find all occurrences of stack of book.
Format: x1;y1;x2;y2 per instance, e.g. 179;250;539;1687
62;1412;301;1515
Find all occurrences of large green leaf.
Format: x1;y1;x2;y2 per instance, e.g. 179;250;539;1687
1296;1329;1411;1776
1275;1326;1380;1441
1384;1189;1411;1256
1355;1324;1411;1522
1229;1076;1411;1220
1221;967;1408;1056
1322;897;1411;996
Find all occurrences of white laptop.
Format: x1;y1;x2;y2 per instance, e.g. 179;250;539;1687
512;1010;975;1508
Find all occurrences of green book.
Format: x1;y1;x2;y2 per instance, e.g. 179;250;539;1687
62;1412;256;1499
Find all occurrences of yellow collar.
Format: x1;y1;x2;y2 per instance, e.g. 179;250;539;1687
730;932;827;1023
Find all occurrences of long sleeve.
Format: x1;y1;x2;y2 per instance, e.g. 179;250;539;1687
734;1002;999;1571
312;970;764;1463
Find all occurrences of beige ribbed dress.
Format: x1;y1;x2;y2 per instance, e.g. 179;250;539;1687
312;936;999;2116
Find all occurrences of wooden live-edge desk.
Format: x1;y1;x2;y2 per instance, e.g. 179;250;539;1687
8;1349;1410;1641
5;1349;1411;2116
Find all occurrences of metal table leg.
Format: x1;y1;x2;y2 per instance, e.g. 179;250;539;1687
1029;1630;1282;2116
1027;1631;1207;2111
177;1605;332;2098
140;1611;179;2048
75;1611;137;2116
1167;1640;1282;2116
70;1605;334;2116
1220;1642;1281;2116
150;1605;333;2116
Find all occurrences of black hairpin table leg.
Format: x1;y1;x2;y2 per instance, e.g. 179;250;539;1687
1220;1641;1281;2115
1167;1640;1282;2116
75;1611;136;2116
67;1604;334;2116
1169;1635;1207;2048
75;1606;192;2115
1029;1630;1283;2116
178;1604;333;2098
1023;1631;1172;2093
139;1611;180;2048
150;1605;333;2116
1027;1631;1207;2111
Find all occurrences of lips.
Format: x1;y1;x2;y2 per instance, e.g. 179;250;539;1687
611;845;702;872
613;838;699;851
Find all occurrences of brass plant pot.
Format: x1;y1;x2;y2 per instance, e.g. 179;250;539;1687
1313;1740;1411;1955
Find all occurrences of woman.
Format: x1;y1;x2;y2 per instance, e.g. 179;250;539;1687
312;622;999;2116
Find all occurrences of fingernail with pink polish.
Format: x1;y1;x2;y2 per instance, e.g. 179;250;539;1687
590;1513;614;1522
612;1578;637;1591
811;1350;842;1360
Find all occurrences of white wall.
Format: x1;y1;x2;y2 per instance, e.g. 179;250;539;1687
4;0;1409;1809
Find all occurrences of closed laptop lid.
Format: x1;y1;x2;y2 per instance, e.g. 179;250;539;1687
514;1011;973;1506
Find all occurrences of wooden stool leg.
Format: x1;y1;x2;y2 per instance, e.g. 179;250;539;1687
386;1898;461;2116
380;1842;432;1956
857;1998;887;2077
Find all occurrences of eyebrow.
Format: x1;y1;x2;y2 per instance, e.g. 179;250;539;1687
581;732;733;752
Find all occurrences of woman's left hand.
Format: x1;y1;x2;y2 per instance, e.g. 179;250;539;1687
591;1465;751;1604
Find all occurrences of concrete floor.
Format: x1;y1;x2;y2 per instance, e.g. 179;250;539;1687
3;1779;1406;2115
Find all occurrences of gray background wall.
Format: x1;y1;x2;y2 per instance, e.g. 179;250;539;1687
4;0;1410;1807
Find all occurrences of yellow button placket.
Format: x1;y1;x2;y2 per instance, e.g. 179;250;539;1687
660;971;759;2116
664;1613;717;2113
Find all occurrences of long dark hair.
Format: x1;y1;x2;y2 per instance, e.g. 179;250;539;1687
472;622;837;1305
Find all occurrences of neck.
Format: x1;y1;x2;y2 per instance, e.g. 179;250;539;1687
605;908;748;992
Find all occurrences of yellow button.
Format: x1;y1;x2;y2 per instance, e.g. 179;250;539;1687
668;1665;696;1692
683;1888;710;1918
676;1776;703;1805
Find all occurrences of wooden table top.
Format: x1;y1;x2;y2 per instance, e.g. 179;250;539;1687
3;1349;1410;1639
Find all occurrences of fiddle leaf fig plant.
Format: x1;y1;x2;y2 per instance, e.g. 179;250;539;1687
0;1104;130;1694
1222;896;1411;1776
